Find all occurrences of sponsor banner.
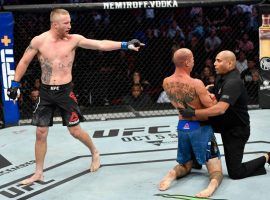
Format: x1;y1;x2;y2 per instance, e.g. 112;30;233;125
0;12;20;125
259;57;270;108
259;14;270;108
103;0;178;9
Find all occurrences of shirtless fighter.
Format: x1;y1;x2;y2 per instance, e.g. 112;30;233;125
7;8;144;185
158;48;223;198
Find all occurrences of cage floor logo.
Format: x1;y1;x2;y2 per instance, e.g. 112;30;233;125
0;157;88;200
0;179;55;199
92;125;178;146
0;154;12;169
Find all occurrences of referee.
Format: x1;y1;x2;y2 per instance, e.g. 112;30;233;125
180;50;270;179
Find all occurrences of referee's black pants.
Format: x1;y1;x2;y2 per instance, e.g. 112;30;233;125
221;125;266;179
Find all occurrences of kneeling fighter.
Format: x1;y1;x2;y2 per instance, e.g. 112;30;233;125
158;48;223;198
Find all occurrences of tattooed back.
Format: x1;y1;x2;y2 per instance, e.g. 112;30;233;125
163;74;215;120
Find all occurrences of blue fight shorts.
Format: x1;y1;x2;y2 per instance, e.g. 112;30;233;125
176;120;220;165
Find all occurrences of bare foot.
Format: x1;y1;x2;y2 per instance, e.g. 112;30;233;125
20;173;44;185
90;152;100;172
158;170;176;191
195;188;214;198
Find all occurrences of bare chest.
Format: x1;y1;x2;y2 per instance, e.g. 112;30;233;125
38;40;75;61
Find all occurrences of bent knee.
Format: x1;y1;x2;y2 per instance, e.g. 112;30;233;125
184;165;192;174
174;164;191;178
228;171;242;180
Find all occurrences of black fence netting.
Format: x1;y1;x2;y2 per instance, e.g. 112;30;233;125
1;2;262;123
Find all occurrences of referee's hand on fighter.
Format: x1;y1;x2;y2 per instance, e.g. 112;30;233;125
179;100;196;118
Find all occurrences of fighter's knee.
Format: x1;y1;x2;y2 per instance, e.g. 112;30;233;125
69;127;81;138
184;165;192;173
174;164;191;177
36;127;48;141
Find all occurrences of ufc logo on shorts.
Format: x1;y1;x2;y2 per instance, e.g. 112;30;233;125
1;49;15;101
50;86;59;90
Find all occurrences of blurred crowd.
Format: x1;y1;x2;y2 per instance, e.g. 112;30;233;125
0;2;261;119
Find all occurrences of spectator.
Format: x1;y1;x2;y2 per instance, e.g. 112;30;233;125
204;27;222;58
238;33;254;54
241;58;260;104
167;20;185;42
122;84;153;108
157;90;170;103
189;7;203;19
237;4;253;14
236;51;248;74
130;71;151;92
234;20;248;41
33;78;41;90
188;19;205;41
188;35;205;75
200;66;214;86
205;57;214;69
247;6;259;33
208;75;216;85
30;88;40;110
30;88;40;102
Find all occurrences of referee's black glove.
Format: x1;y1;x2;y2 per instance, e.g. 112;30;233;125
179;107;195;118
179;101;195;117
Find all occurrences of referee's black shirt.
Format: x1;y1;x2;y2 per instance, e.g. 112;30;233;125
210;69;250;130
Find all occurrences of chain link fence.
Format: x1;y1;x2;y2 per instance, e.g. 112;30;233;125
1;2;261;123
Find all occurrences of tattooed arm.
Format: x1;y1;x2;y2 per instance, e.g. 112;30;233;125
14;37;39;82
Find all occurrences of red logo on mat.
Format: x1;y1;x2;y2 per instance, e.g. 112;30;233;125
69;92;78;103
69;112;79;122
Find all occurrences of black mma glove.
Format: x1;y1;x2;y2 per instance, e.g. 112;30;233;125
179;101;196;117
7;80;20;100
121;39;144;50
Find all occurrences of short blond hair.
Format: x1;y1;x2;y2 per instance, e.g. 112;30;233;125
50;8;69;23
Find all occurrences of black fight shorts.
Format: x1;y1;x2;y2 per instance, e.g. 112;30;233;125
32;82;85;127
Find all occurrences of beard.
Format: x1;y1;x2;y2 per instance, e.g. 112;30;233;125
58;31;69;39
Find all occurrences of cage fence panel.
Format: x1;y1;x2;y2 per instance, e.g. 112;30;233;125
1;3;261;123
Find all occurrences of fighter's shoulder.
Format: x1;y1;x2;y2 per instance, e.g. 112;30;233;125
35;32;48;40
162;76;173;85
31;32;47;46
163;77;170;83
69;34;85;41
192;78;205;87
